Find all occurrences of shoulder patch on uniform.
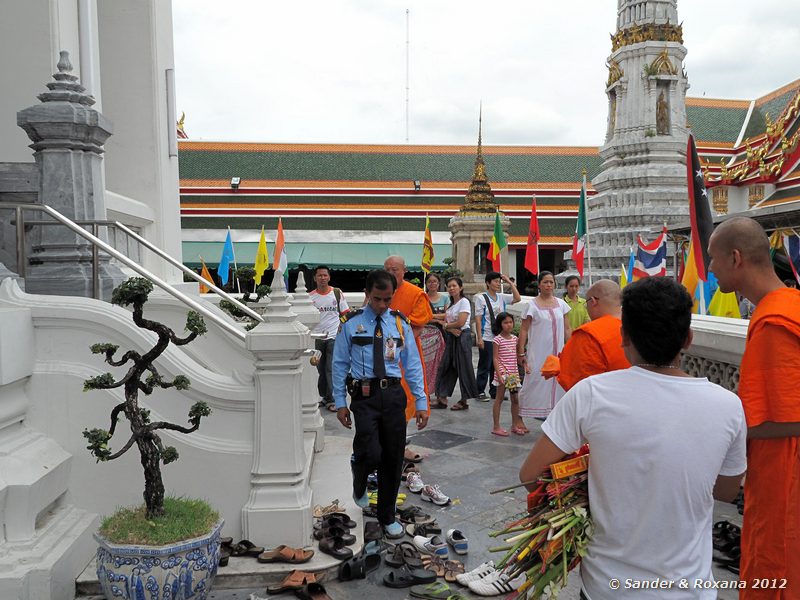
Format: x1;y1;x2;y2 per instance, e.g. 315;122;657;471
341;308;363;323
390;309;411;324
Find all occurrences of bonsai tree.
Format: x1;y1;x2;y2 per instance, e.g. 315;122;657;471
83;277;211;519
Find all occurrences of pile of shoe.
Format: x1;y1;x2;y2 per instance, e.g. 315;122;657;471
712;520;741;575
404;472;452;506
314;511;357;561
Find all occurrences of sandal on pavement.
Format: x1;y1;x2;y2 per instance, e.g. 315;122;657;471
443;560;465;583
312;500;345;518
218;547;231;567
314;514;356;530
230;539;264;557
510;426;527;436
318;536;354;561
406;522;442;537
385;541;424;569
409;581;453;599
384;565;438;588
430;399;448;409
257;545;314;564
491;428;510;437
338;552;381;581
266;570;317;594
421;554;446;577
450;401;468;411
294;582;332;600
313;526;355;546
404;448;424;463
364;520;383;542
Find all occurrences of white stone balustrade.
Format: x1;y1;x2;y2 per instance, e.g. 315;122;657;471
243;271;313;547
288;271;325;451
683;314;747;392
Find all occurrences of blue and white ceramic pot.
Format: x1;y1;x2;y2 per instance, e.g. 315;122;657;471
94;519;224;600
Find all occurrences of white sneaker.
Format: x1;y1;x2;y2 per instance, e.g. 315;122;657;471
412;534;448;557
421;484;450;506
405;471;425;494
455;560;495;585
468;571;526;596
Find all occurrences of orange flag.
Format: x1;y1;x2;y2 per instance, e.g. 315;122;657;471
199;258;214;294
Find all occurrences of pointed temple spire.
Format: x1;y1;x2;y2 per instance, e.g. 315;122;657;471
460;105;498;215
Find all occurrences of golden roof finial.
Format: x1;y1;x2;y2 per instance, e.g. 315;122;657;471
461;104;498;215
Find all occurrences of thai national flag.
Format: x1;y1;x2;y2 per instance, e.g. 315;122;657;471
783;233;800;285
632;227;668;279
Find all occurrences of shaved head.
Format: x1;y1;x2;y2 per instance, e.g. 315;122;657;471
585;279;622;320
384;255;407;287
710;217;771;267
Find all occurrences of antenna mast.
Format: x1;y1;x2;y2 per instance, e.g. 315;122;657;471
405;8;410;143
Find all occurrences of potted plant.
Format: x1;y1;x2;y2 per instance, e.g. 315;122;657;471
83;277;222;600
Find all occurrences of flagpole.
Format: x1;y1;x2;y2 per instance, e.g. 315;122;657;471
228;225;241;294
582;169;593;285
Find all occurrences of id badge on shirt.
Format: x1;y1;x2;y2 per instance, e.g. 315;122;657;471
384;338;396;362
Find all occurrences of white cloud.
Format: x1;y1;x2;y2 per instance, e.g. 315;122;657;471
173;0;800;145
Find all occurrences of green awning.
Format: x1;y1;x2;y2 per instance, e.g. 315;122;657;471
183;241;451;271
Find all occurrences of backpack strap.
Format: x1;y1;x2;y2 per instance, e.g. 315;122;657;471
333;287;343;313
482;293;496;329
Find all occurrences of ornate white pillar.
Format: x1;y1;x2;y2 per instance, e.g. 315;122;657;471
242;272;312;547
288;271;325;451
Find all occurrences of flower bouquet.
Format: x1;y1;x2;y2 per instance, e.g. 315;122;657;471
489;446;591;598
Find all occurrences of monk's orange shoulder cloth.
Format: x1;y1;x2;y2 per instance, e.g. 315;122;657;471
739;287;800;427
558;315;629;391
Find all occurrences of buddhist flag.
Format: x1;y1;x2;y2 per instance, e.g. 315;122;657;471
218;230;235;286
421;215;434;274
488;211;507;272
524;196;540;275
573;180;587;277
687;134;714;282
273;218;288;275
199;258;214;294
254;226;269;284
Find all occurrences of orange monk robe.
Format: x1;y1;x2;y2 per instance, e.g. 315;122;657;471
738;287;800;599
557;314;630;392
390;281;434;420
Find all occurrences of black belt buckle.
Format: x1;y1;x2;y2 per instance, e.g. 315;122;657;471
379;378;389;389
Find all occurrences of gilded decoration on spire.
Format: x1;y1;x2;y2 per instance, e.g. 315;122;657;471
648;48;678;76
606;59;624;87
460;108;499;215
610;23;683;52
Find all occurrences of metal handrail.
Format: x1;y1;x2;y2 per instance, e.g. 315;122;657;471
112;221;264;322
4;203;246;341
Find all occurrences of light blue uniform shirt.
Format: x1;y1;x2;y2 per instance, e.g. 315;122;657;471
332;304;426;411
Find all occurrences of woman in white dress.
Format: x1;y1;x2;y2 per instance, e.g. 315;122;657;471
517;271;572;421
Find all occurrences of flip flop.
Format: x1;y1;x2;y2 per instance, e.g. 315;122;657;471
266;570;316;594
449;401;468;411
405;522;442;537
257;545;314;564
491;428;510;437
384;565;438;588
385;541;424;569
511;426;527;436
443;560;465;583
409;581;452;599
421;554;446;577
230;539;264;557
338;552;381;581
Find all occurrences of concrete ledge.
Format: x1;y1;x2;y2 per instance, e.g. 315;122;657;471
77;434;360;595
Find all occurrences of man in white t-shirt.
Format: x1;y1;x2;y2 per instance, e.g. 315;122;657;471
309;265;349;411
473;271;520;400
519;277;746;600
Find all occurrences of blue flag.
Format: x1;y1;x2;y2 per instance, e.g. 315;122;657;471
218;230;235;285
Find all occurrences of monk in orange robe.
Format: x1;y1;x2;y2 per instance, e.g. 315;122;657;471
709;217;800;598
384;256;433;423
556;279;630;391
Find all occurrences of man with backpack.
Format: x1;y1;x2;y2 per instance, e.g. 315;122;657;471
474;271;520;400
310;265;349;411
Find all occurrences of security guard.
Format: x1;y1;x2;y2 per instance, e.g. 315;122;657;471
332;269;428;538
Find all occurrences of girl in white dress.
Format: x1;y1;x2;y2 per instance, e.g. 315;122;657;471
517;271;572;420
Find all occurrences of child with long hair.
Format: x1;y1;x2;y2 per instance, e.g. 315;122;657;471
491;312;526;436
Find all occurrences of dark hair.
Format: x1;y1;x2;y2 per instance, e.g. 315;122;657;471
564;275;581;287
314;265;330;275
622;277;692;366
492;311;514;336
366;269;396;293
538;271;554;283
784;278;797;288
445;276;464;302
485;271;501;285
426;272;442;285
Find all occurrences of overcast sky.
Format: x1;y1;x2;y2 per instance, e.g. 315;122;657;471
172;0;800;146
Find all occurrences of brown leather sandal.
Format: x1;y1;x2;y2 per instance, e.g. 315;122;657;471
257;544;314;564
266;569;317;594
450;400;469;411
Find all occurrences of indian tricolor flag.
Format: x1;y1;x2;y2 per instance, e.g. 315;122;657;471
488;211;506;272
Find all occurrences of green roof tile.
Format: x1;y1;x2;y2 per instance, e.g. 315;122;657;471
686;106;747;143
744;85;800;140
